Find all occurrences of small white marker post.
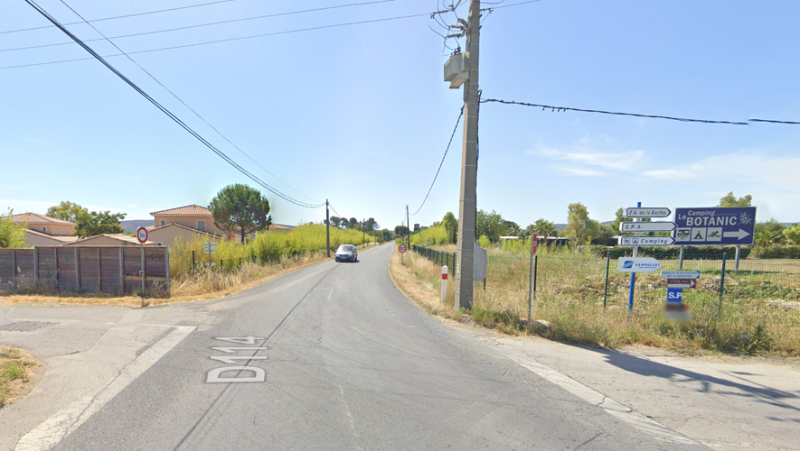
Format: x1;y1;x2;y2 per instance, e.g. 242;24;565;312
441;265;448;304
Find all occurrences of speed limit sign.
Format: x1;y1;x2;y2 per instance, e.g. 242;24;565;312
398;244;407;253
136;227;148;244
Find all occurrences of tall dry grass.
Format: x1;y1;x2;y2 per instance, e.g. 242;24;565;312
404;243;800;356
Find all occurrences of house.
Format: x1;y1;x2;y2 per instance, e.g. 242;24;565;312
12;212;79;246
150;204;290;244
64;234;157;247
146;222;221;247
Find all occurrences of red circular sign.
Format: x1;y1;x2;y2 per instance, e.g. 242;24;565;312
398;244;407;253
136;227;149;244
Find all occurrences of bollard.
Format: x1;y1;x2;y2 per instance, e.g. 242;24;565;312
441;265;448;304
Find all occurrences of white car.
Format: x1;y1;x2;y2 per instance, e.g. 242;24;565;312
335;245;358;262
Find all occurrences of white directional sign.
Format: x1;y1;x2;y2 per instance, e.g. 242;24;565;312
624;207;671;218
619;236;675;247
661;270;701;279
618;257;662;273
619;222;676;233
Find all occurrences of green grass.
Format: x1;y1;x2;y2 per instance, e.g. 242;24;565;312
0;347;36;407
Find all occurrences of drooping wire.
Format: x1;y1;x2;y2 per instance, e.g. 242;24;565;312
749;118;800;125
2;1;396;54
22;0;324;208
56;0;322;203
1;11;435;71
410;106;464;216
480;99;750;126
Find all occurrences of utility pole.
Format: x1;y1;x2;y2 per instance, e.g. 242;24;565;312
454;0;480;310
326;199;331;258
406;205;410;248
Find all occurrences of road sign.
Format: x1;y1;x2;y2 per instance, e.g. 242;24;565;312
673;207;756;245
531;234;538;254
661;270;701;279
667;288;684;303
617;257;662;273
136;227;148;244
205;262;217;267
618;236;675;247
624;207;671;218
398;244;407;253
667;278;696;289
203;242;216;248
619;222;676;233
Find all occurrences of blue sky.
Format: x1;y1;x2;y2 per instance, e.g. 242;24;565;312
2;0;799;231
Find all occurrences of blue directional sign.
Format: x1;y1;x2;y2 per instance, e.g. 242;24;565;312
667;288;683;304
673;207;756;246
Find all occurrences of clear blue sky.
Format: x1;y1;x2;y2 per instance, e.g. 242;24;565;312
2;0;799;231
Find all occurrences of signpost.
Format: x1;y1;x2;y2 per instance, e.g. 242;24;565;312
619;236;674;246
528;234;538;321
203;242;216;268
398;243;407;264
136;227;148;297
619;203;666;321
661;270;701;279
624;207;671;218
666;279;697;289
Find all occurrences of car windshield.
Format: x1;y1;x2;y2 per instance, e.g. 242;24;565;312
337;245;355;252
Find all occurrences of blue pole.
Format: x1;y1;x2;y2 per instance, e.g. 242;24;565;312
627;201;641;321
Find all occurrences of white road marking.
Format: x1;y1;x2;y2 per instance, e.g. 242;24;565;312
510;356;696;445
337;384;363;451
15;326;195;451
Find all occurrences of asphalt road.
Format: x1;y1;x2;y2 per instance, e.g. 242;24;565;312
40;244;702;451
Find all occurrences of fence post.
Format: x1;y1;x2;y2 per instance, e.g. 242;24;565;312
718;252;727;318
12;250;17;292
54;247;59;292
603;250;610;311
33;248;38;292
119;248;125;294
74;247;81;292
192;250;195;268
735;245;741;271
528;245;534;321
98;247;102;292
165;247;170;295
679;245;685;270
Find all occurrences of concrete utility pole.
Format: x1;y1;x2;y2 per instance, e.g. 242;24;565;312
326;200;331;258
406;205;410;248
454;0;480;310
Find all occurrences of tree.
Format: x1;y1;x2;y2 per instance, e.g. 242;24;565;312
46;201;89;223
0;209;27;248
348;218;359;231
395;225;409;236
562;203;600;245
532;219;557;238
783;224;800;245
718;192;752;207
755;219;786;246
75;211;127;238
442;212;458;244
209;184;271;244
476;210;504;243
329;216;342;228
501;220;520;237
363;218;378;232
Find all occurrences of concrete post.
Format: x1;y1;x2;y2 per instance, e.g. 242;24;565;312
74;247;81;292
326;200;331;258
33;248;38;292
165;247;170;295
441;265;448;304
454;0;480;311
119;247;125;294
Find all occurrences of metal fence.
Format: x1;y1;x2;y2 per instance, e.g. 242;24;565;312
412;245;456;270
0;246;169;296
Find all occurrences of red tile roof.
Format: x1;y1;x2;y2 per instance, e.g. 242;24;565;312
150;204;212;217
12;212;75;225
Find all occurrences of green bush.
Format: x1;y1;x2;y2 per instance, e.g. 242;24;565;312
750;245;800;259
603;245;752;260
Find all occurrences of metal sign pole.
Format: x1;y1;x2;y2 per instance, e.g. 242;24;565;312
140;243;145;299
628;201;641;322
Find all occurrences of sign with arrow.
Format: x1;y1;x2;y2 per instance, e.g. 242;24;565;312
619;236;675;246
624;207;671;218
673;207;756;246
661;270;701;279
667;279;697;289
620;222;676;233
617;257;662;273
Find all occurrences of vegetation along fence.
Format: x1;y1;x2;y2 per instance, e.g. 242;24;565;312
412;245;456;270
0;246;169;296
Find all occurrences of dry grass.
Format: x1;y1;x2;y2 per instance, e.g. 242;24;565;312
394;245;800;357
1;243;380;308
0;346;38;408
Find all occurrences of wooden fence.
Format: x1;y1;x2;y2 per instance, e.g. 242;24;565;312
0;246;169;296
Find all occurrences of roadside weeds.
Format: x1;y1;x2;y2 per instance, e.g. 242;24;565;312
0;346;39;408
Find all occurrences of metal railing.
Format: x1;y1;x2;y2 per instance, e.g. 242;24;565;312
412;245;456;270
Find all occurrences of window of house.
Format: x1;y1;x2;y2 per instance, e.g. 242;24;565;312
42;226;47;233
197;220;206;231
161;220;166;226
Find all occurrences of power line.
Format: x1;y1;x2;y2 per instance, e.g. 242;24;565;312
1;0;238;35
410;106;464;216
480;99;751;126
1;1;396;54
749;118;800;125
56;0;322;203
1;11;434;71
22;0;324;209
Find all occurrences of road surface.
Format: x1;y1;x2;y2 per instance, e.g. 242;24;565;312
9;244;704;450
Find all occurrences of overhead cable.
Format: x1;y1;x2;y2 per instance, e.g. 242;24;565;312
1;11;434;71
480;99;750;126
56;0;321;203
1;1;396;54
411;106;464;216
22;0;324;208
